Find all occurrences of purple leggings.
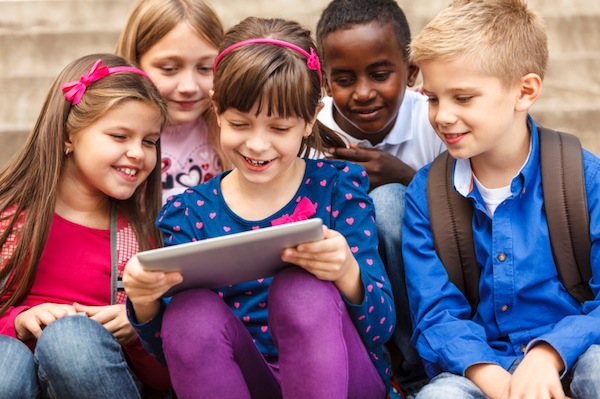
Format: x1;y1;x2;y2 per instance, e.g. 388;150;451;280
161;267;386;399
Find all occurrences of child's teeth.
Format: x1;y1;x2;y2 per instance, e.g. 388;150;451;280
120;168;137;176
247;158;267;166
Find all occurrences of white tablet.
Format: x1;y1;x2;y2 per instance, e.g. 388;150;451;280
138;218;324;296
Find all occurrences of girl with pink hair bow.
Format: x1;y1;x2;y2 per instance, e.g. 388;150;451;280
0;53;170;398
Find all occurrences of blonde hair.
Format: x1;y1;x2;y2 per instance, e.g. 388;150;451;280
116;0;228;167
115;0;223;64
0;53;168;315
410;0;548;87
212;17;344;155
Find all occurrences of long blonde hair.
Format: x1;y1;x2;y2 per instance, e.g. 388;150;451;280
0;53;168;315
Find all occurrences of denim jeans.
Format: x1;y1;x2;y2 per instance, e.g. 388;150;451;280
370;183;427;387
0;315;141;399
570;344;600;398
416;345;600;399
0;335;39;399
161;267;386;399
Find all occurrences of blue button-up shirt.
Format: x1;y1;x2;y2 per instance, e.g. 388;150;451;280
402;119;600;378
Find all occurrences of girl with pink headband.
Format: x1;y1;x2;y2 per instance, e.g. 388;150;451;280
124;17;394;399
0;53;171;398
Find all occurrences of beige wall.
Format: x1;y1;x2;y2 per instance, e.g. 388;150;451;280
0;0;598;168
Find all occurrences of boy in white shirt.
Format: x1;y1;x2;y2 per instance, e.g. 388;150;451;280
316;0;445;394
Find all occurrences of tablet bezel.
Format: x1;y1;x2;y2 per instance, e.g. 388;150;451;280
137;218;324;296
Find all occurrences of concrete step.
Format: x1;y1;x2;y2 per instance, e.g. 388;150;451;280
530;106;600;156
0;0;135;33
0;76;50;133
0;30;122;78
208;0;329;29
545;14;600;54
538;55;600;107
0;131;28;169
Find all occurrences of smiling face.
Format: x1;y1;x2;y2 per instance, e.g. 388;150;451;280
321;21;418;145
63;100;162;202
420;57;529;165
139;22;218;126
215;102;316;189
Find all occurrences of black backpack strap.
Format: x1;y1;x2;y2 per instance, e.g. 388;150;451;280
538;126;593;302
427;151;480;313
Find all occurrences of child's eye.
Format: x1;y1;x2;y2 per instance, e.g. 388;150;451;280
160;66;177;73
333;76;354;87
371;71;391;82
456;96;472;103
228;121;247;129
272;126;291;132
198;65;213;75
143;139;159;147
110;134;127;140
426;96;439;104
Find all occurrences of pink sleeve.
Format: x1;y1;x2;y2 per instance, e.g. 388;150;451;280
0;305;29;337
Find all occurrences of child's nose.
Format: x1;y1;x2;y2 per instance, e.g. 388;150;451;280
434;102;457;126
126;142;145;160
177;69;200;94
352;78;375;102
245;130;270;152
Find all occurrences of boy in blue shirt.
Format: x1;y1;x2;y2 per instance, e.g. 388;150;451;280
403;0;600;398
316;0;445;394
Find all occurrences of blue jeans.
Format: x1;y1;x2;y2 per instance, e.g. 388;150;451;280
161;267;386;399
0;315;141;399
370;183;427;387
416;345;600;399
0;335;39;399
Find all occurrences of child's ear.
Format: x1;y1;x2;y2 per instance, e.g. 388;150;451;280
63;135;73;153
514;73;542;112
63;140;73;155
406;63;420;88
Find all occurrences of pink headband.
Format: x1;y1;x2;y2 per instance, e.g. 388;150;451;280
213;38;323;86
61;59;151;106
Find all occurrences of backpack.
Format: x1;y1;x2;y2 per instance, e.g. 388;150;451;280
426;125;594;314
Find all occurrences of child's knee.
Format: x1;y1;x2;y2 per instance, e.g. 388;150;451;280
570;345;600;397
417;372;484;399
36;315;109;359
163;288;230;339
269;267;341;327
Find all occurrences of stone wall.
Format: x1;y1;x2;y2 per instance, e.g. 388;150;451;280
0;0;598;167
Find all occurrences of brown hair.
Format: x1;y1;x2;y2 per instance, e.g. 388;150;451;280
410;0;548;88
0;53;168;315
211;17;344;155
116;0;228;167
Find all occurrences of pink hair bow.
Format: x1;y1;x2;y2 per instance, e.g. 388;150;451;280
61;59;150;106
62;60;110;105
271;197;317;226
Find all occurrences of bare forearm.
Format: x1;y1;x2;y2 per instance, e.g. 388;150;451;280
465;363;511;399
